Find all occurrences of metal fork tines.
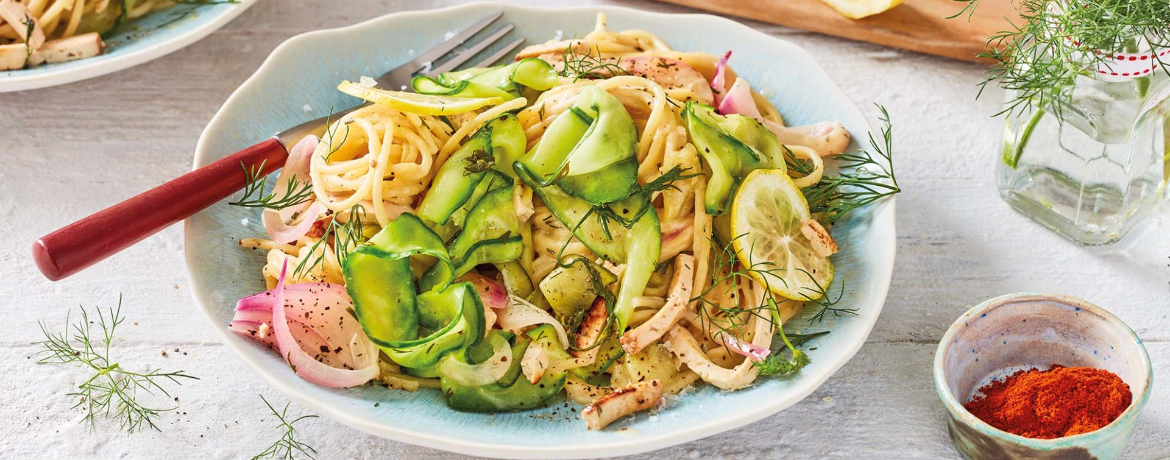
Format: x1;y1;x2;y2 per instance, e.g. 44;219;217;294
277;12;524;145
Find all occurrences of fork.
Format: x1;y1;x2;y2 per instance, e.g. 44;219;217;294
32;12;525;281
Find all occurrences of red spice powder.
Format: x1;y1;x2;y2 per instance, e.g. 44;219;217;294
964;365;1132;439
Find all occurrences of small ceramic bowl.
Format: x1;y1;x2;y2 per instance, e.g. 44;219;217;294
934;293;1152;460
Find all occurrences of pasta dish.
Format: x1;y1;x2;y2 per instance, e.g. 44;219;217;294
228;14;898;430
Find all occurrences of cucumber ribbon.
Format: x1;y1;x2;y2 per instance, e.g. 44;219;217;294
516;85;639;205
412;58;559;100
683;102;788;215
442;325;569;412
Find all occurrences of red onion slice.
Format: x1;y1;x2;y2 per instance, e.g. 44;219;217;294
459;273;509;309
262;135;325;244
711;50;732;105
718;77;764;119
236;261;379;388
724;335;771;363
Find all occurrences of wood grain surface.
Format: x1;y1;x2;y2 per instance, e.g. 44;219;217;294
1;0;1167;459
655;0;1019;63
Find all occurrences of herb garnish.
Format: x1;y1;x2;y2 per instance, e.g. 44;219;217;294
22;15;35;68
795;105;900;224
687;236;837;376
559;43;628;81
32;297;197;433
292;204;366;279
588;165;697;240
321;105;351;162
463;148;496;175
252;395;318;460
230;160;314;210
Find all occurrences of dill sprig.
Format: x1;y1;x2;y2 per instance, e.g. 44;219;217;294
798;269;858;323
687;236;827;377
252;395;318;460
32;297;197;433
951;0;1170;118
755;322;810;377
321;105;351;162
21;14;34;68
689;235;786;349
798;105;900;224
463;148;496;175
293;204;366;279
230;160;314;210
589;165;697;239
559;43;628;81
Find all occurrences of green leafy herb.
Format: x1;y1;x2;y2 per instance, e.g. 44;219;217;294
321;105;351;162
559;43;628;81
799;105;900;224
689;235;787;349
293;205;366;279
21;14;35;68
951;0;1170;118
589;165;698;239
32;297;197;433
463;148;496;175
252;395;318;460
799;269;858;323
230;160;314;210
686;236;825;377
754;310;812;377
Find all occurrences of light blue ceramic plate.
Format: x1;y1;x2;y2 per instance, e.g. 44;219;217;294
0;0;256;92
185;3;897;458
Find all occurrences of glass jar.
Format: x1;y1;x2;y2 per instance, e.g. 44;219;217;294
997;58;1169;245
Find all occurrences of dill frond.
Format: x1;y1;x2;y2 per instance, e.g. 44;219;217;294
251;395;318;460
32;297;197;433
800;105;900;224
229;160;315;211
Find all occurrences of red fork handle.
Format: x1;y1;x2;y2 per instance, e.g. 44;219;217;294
33;137;289;281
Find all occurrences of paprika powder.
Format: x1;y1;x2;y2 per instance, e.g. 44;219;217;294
964;365;1132;439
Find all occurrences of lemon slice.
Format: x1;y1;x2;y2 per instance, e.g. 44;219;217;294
730;169;833;300
337;80;504;115
818;0;904;19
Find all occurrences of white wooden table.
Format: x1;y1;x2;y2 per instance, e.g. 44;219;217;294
2;0;1167;458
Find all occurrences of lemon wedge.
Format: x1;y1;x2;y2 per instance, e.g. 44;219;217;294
818;0;905;19
730;169;833;300
337;80;504;116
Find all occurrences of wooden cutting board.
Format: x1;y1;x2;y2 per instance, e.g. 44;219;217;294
654;0;1019;63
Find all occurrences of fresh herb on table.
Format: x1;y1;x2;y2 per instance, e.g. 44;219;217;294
32;297;197;433
252;395;318;460
794;105;900;225
230;160;314;210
